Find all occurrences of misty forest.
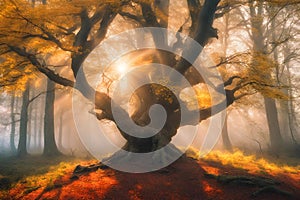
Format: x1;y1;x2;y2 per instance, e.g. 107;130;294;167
0;0;300;199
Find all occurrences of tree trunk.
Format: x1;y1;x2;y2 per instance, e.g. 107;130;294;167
27;88;32;150
38;93;43;151
119;84;181;153
17;82;30;157
58;110;63;150
284;46;298;144
43;78;60;156
220;12;233;151
10;91;17;153
222;114;233;151
264;97;283;151
116;0;176;153
278;94;291;142
271;11;290;145
33;94;38;149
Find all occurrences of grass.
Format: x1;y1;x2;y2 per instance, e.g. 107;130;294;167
185;147;300;177
0;155;91;193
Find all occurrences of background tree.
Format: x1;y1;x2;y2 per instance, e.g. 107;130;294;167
9;91;17;153
17;81;30;156
43;78;60;156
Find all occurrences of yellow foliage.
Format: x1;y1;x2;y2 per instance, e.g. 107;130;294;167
0;53;37;93
186;148;300;181
246;52;288;100
152;83;176;104
195;85;212;108
202;150;300;178
180;84;211;110
0;0;87;92
214;50;288;101
219;0;300;7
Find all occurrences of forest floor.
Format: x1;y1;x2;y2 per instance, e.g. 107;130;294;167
0;150;299;200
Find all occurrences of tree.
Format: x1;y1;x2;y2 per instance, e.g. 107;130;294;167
57;108;64;151
17;81;30;156
219;11;233;151
9;91;17;153
284;44;299;145
43;78;60;156
247;0;300;153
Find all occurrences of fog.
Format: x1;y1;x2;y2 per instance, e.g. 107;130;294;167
0;0;299;158
1;87;296;158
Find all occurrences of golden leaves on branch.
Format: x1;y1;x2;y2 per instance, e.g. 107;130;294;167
0;54;37;93
212;50;288;101
246;51;288;100
180;84;212;111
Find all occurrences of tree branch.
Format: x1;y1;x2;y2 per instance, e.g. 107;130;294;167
119;11;145;26
8;45;74;88
140;2;161;27
1;119;20;126
174;0;221;75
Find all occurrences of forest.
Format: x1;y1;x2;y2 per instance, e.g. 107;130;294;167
0;0;300;199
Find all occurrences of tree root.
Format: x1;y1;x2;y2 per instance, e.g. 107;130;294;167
204;173;292;198
70;143;183;176
71;163;109;179
251;185;292;197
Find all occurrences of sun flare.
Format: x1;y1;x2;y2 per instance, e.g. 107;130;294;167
117;62;128;74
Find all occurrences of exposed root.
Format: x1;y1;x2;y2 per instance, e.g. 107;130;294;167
204;174;280;186
251;185;292;197
204;173;292;198
71;163;109;179
99;144;183;173
71;144;183;174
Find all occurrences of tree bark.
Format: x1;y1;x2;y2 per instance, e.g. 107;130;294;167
264;97;283;151
58;110;64;150
17;82;30;157
27;87;32;150
284;46;298;144
38;93;43;151
222;113;233;151
221;12;232;151
43;78;60;156
10;91;17;153
270;9;290;145
120;84;181;153
33;93;38;149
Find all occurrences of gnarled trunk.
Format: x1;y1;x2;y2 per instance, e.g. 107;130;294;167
119;84;181;153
